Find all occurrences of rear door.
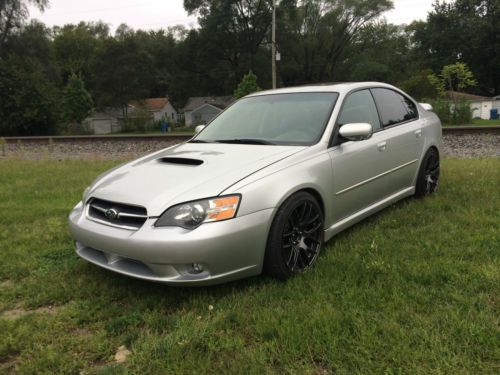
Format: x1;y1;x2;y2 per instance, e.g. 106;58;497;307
370;88;424;191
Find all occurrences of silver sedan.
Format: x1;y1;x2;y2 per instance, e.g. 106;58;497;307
69;82;442;285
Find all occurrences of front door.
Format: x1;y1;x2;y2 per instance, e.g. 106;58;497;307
328;89;392;223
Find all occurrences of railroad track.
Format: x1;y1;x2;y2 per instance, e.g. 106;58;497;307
2;126;499;144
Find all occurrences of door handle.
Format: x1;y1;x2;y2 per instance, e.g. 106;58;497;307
415;129;422;138
377;141;387;151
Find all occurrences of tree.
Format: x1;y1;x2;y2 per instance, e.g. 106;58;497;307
93;32;155;116
53;22;109;83
345;22;411;84
429;62;477;97
181;0;273;93
428;63;477;125
234;70;261;98
398;69;438;100
0;55;60;136
62;72;93;124
0;0;48;56
410;0;500;94
277;0;393;85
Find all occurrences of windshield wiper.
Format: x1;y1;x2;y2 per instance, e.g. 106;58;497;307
189;139;210;143
214;138;276;145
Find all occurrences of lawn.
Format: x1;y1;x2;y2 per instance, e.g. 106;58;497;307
471;118;500;126
0;158;499;374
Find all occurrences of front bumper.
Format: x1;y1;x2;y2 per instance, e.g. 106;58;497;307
68;202;274;285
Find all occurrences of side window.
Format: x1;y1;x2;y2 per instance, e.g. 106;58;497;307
371;88;418;127
337;90;381;130
401;96;418;120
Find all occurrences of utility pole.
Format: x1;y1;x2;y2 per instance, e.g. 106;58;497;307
272;0;276;89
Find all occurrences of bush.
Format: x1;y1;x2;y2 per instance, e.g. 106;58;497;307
429;99;472;125
122;108;153;133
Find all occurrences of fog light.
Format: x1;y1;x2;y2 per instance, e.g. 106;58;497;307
192;263;203;273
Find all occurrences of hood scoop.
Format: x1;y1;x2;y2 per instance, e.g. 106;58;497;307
157;157;204;166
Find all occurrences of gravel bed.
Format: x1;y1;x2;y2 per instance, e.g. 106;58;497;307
1;134;498;160
442;134;499;158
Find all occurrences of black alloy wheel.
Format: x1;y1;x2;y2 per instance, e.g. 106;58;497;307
416;148;440;197
265;192;324;280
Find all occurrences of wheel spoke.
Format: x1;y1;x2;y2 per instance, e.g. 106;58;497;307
287;246;300;270
304;222;322;235
305;213;319;225
300;202;312;225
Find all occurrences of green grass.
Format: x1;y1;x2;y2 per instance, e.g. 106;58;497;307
471;118;500;126
0;158;499;374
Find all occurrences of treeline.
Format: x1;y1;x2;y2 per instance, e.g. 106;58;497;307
0;0;499;136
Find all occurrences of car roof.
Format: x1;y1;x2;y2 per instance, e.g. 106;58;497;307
246;82;396;97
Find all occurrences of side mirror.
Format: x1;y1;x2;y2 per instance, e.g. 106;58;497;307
194;125;205;135
339;123;373;141
420;103;433;111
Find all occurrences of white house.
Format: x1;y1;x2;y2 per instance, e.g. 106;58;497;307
129;97;177;123
183;96;234;127
446;91;500;120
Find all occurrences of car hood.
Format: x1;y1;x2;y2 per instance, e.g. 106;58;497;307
88;142;306;216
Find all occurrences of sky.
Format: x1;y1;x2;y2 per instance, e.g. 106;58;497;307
29;0;449;32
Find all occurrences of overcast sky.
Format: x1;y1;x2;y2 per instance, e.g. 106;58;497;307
29;0;448;32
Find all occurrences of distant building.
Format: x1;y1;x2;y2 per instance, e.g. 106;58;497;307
84;97;178;134
445;91;500;120
129;97;177;123
183;96;234;127
84;108;125;134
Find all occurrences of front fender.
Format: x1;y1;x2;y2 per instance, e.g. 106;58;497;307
223;150;334;227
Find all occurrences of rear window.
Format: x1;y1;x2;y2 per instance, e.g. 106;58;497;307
371;88;417;127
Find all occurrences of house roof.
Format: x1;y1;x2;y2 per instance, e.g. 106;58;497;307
184;96;234;112
444;91;491;101
129;98;173;112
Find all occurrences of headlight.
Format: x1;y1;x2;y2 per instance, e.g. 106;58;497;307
82;186;90;203
155;195;241;229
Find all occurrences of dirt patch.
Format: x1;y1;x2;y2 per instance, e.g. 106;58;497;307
0;355;20;372
0;280;13;288
114;345;132;363
1;305;64;321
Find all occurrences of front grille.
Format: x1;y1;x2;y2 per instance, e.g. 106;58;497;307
87;198;148;230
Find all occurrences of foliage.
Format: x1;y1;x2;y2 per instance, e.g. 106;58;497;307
0;0;48;56
430;99;472;125
52;22;109;83
234;70;261;98
427;63;476;125
346;21;410;84
0;55;60;136
61;73;93;125
122;107;153;133
398;69;438;101
429;62;477;97
409;0;500;94
93;36;155;114
0;158;499;372
278;0;394;84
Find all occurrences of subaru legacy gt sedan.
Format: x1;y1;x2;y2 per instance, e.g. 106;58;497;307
69;82;441;285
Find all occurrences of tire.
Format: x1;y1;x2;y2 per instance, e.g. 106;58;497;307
415;148;440;198
264;191;324;280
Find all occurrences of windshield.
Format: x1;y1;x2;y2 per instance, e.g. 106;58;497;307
192;92;338;146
